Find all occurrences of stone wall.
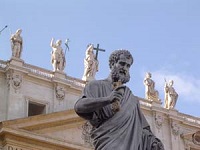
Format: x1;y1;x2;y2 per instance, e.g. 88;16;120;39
0;58;85;121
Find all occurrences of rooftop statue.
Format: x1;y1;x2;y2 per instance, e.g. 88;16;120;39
144;72;160;102
82;44;99;82
75;50;164;150
50;38;66;71
10;29;23;58
164;80;178;109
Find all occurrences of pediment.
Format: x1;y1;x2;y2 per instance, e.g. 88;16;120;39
0;110;91;150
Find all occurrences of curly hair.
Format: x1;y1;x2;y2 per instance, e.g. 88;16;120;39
109;50;134;69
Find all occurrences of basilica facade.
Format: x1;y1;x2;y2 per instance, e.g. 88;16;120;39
0;37;200;149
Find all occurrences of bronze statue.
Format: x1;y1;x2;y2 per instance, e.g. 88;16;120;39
75;50;164;150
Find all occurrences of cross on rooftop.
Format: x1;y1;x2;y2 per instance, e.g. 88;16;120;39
93;44;106;60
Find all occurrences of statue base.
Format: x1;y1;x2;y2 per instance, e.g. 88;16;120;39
169;108;179;116
9;57;24;67
151;100;162;107
53;71;66;79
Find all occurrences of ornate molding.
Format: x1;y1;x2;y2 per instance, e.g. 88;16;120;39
7;145;23;150
12;73;22;90
171;121;180;136
6;70;22;91
81;121;94;148
181;131;200;150
192;131;200;145
6;70;12;89
184;140;190;150
55;85;65;100
154;112;164;129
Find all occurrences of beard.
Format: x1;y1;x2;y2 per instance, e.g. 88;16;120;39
111;66;130;84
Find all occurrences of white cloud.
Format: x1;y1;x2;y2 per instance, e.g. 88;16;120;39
148;70;200;103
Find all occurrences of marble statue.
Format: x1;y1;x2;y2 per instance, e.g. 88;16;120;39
10;29;23;58
164;80;178;109
50;38;66;71
75;50;164;150
143;72;160;101
82;44;98;82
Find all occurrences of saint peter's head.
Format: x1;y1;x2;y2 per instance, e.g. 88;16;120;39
109;50;133;84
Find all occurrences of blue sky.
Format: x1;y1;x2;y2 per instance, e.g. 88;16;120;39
1;0;200;117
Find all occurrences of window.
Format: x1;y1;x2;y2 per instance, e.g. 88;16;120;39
25;97;49;117
28;101;46;116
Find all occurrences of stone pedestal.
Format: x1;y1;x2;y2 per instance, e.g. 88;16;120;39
169;108;179;116
151;100;162;107
9;57;24;67
53;71;66;79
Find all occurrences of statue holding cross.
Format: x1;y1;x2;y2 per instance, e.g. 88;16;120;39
82;44;105;82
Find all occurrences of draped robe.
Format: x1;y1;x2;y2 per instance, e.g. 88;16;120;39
76;79;164;150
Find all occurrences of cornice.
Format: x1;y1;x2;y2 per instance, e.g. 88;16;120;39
139;97;200;128
0;58;86;92
1;110;84;130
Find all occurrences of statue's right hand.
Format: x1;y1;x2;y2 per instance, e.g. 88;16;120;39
108;90;123;103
